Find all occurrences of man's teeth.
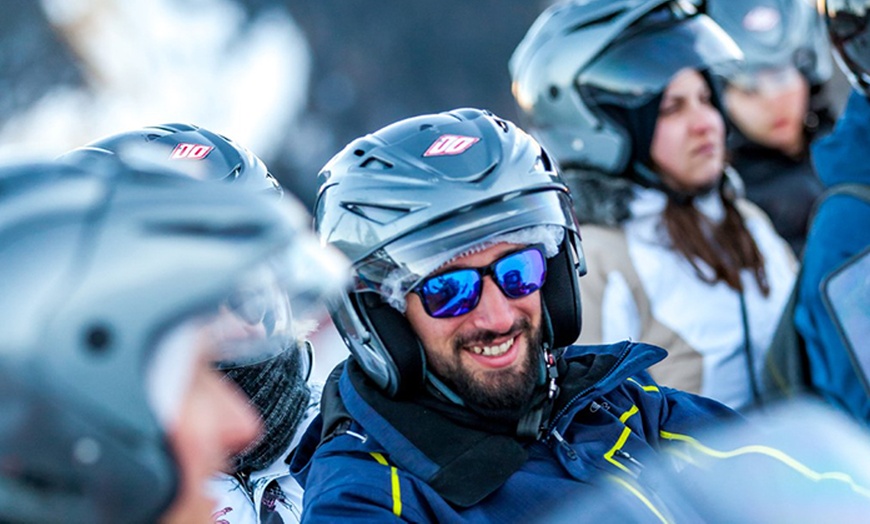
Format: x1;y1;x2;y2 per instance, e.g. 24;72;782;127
470;337;514;357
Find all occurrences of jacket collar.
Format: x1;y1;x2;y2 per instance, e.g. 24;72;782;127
552;342;666;423
336;341;666;507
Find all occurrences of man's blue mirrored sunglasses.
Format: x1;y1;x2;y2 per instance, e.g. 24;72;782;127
413;245;547;318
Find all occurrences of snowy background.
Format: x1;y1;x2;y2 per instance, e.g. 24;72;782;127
0;0;554;381
0;0;851;382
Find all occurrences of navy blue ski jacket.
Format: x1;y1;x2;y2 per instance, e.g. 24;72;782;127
291;341;737;522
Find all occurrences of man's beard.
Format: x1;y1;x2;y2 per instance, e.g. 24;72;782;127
427;318;543;421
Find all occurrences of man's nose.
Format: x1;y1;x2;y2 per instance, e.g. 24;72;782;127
469;276;516;332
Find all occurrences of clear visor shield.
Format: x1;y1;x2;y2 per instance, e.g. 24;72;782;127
146;237;349;428
823;248;870;389
353;190;578;301
578;14;743;109
213;236;350;370
727;64;804;96
207;263;295;370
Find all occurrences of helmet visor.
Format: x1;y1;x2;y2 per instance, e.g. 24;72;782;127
206;261;295;370
209;235;349;370
726;64;804;95
353;190;578;303
578;14;743;109
144;235;348;429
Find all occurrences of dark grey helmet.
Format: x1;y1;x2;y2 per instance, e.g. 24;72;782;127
706;0;833;87
509;0;742;178
822;0;870;97
0;156;347;523
315;107;585;398
60;122;282;195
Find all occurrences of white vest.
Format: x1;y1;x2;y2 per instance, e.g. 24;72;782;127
577;188;796;410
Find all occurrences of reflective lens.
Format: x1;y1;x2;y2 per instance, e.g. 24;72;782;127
414;246;547;318
728;65;803;96
210;260;296;370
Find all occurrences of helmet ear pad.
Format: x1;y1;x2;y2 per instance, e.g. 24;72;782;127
541;237;583;347
354;291;426;398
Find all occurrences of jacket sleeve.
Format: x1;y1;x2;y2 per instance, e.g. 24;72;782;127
641;378;870;519
618;372;741;452
661;387;740;432
796;196;870;421
301;450;428;523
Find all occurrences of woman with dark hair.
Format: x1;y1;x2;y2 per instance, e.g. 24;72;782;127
510;0;796;411
708;0;836;256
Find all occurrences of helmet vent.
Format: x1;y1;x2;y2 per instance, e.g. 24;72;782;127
342;203;414;224
538;149;554;172
84;325;112;354
548;85;560;99
353;149;365;156
360;157;394;170
146;222;265;238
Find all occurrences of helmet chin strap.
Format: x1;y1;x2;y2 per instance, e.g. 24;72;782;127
516;303;560;440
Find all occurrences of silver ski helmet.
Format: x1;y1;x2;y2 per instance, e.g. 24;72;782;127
61;122;282;195
509;0;742;181
706;0;833;87
61;123;344;473
315;108;585;398
0;156;347;523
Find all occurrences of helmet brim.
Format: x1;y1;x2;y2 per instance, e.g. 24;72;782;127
354;189;579;301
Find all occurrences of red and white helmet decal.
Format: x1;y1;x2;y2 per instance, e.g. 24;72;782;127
170;143;214;160
423;134;480;157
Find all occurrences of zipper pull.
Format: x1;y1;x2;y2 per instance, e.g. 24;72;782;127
234;469;255;501
546;347;560;400
551;429;578;461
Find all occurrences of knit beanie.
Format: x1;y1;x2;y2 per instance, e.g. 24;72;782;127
222;344;311;473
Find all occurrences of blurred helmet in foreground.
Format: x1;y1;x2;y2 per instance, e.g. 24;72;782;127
0;155;348;522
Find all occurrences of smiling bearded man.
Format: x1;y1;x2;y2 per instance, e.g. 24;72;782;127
290;105;742;523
